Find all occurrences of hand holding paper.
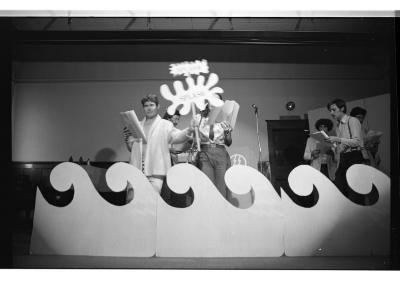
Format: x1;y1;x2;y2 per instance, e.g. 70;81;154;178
311;130;329;143
316;141;332;154
364;130;383;148
120;110;147;143
311;149;320;159
312;130;338;148
220;121;232;133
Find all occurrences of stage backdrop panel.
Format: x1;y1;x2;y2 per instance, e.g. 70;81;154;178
30;162;157;257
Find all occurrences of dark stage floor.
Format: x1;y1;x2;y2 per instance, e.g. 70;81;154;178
13;255;391;269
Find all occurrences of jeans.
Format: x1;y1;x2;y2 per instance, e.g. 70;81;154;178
196;146;231;199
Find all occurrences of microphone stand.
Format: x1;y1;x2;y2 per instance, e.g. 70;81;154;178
253;107;263;172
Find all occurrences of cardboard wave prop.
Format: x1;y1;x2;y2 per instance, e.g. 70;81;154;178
30;162;157;256
157;164;284;257
31;163;390;257
283;164;389;256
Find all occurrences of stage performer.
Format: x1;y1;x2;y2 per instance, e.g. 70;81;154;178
304;118;337;180
163;109;181;127
162;110;192;166
349;106;368;134
349;106;383;168
123;94;195;193
161;109;194;207
192;93;233;202
325;98;364;197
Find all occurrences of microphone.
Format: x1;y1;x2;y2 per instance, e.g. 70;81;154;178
251;104;258;113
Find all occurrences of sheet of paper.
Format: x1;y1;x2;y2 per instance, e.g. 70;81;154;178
207;100;240;129
311;131;329;143
120;110;147;143
206;104;223;125
364;130;383;146
229;102;240;129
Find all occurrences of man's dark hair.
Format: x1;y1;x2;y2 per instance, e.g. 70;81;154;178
163;110;180;120
327;98;347;113
350;106;367;117
141;94;159;106
315;118;333;132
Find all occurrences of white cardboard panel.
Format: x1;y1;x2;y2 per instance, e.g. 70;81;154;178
346;164;390;255
282;164;390;256
30;162;389;257
156;164;284;257
30;162;157;257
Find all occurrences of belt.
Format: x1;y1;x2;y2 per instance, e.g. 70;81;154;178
147;175;165;180
200;144;225;149
342;147;361;154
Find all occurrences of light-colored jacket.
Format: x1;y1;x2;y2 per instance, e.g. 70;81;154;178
304;137;337;181
127;115;190;176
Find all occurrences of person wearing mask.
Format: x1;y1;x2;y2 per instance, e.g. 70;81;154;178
162;110;193;165
161;110;194;207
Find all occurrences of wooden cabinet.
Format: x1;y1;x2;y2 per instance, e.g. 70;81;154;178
266;120;309;199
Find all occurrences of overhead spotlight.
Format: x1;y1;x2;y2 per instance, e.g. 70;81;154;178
286;101;296;111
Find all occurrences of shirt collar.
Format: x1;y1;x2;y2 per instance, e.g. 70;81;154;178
339;114;349;124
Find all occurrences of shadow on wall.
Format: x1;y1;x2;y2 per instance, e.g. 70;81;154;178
94;148;117;162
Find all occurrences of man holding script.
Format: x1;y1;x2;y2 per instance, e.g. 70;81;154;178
121;94;195;193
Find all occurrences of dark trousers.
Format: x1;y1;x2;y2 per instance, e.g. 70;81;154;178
197;146;231;199
320;164;329;179
334;150;364;202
